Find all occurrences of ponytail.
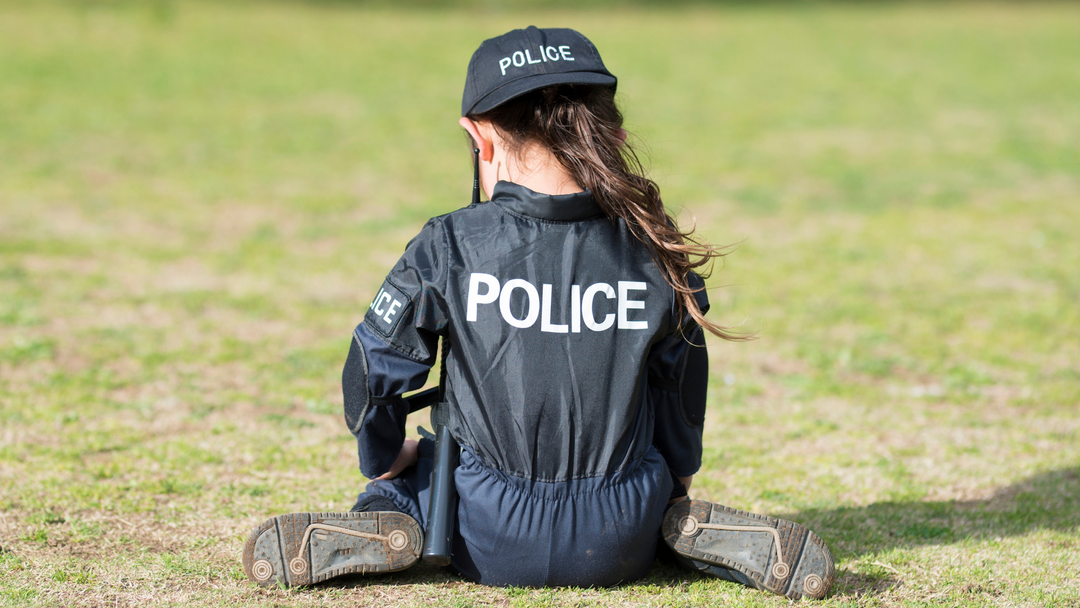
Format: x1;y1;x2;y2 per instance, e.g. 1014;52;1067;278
472;85;748;341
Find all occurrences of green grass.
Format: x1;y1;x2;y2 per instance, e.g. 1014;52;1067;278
1;1;1078;606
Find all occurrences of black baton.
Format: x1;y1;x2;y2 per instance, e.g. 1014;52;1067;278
403;337;457;567
423;417;458;566
407;158;476;567
404;387;439;412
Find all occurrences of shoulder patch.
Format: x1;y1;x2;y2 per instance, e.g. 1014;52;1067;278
364;280;412;337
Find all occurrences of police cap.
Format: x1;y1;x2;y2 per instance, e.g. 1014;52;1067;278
461;26;617;117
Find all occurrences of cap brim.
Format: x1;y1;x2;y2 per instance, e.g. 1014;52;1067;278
465;71;617;116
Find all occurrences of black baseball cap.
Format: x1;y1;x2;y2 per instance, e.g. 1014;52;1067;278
461;26;617;117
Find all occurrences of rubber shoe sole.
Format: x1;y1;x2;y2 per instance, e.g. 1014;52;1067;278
663;500;835;600
242;511;423;587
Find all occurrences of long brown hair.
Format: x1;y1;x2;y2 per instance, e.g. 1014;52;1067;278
472;84;746;340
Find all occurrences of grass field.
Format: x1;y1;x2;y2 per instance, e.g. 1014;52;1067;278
1;1;1079;606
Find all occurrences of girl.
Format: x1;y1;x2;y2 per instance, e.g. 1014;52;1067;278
242;26;834;600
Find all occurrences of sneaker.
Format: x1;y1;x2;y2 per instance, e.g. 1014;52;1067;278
663;500;835;600
242;511;423;587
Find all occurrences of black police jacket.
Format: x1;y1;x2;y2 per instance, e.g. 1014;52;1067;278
344;180;707;484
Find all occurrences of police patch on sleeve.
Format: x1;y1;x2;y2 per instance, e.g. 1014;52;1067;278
364;279;412;338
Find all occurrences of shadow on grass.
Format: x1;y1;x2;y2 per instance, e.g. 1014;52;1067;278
629;466;1078;598
313;467;1078;599
776;466;1080;598
317;561;459;590
783;466;1080;558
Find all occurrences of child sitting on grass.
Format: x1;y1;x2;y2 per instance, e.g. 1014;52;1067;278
242;25;834;600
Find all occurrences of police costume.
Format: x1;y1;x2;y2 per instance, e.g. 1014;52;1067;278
341;27;709;586
242;26;836;597
346;180;708;586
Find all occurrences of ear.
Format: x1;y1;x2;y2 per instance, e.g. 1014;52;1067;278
459;117;495;162
616;128;628;146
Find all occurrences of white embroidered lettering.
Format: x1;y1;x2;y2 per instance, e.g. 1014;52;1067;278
467;273;500;321
571;284;581;333
617;281;648;330
372;290;391;316
465;273;648;332
582;283;616;331
499;46;576;75
541;284;568;333
500;279;539;329
383;299;402;325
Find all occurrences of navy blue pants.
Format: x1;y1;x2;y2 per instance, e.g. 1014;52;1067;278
364;438;673;587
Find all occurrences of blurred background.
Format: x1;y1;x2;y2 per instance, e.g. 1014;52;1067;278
1;1;1078;606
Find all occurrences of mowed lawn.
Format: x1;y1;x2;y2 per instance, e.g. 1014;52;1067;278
1;1;1079;606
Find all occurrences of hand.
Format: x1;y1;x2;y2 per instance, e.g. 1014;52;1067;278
679;475;693;493
376;438;419;480
668;474;694;505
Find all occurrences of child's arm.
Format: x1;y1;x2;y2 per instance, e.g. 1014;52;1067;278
341;220;449;480
376;438;420;480
648;273;710;495
342;324;435;479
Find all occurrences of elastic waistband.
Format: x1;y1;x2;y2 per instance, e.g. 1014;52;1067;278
457;444;667;502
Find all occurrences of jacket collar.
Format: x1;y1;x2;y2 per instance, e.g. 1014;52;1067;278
490;181;603;222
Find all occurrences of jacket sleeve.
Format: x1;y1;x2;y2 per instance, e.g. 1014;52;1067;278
647;272;710;478
341;220;449;479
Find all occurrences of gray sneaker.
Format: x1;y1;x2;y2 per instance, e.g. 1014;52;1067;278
242;511;423;587
663;500;835;600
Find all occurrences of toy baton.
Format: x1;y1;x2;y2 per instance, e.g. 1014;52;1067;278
402;336;458;567
401;152;477;567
